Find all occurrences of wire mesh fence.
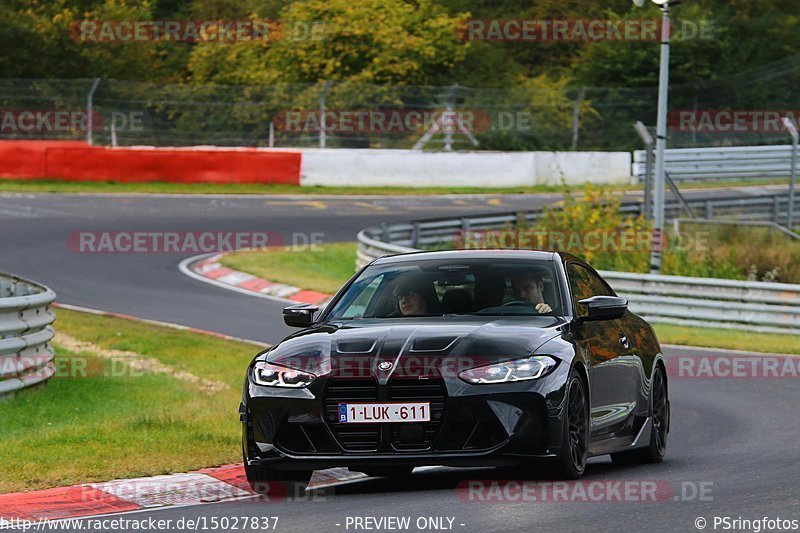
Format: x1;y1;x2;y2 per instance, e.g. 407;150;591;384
1;54;798;151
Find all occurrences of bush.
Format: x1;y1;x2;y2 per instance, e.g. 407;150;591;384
452;183;800;284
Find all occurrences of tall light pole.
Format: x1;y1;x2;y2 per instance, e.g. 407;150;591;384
635;0;676;274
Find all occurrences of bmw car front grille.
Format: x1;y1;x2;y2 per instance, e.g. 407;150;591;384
323;377;447;453
324;378;381;451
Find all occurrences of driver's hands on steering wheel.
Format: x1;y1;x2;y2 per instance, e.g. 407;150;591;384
502;300;552;313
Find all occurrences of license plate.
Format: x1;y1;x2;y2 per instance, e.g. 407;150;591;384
338;402;430;424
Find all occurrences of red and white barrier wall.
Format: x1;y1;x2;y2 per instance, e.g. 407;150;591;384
0;141;301;184
0;141;632;187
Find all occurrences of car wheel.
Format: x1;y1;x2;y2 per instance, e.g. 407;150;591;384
242;444;313;494
361;466;414;478
551;369;589;479
611;365;669;465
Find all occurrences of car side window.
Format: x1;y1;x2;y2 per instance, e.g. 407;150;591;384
341;275;385;318
567;263;614;317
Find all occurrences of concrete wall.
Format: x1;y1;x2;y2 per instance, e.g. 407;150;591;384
534;151;633;186
301;149;631;187
0;141;302;184
0;141;632;187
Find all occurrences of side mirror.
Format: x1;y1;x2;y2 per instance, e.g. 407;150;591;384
577;296;628;321
283;304;319;328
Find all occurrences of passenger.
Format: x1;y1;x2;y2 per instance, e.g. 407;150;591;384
509;272;553;314
391;276;438;316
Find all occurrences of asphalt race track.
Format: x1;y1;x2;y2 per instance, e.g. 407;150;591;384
2;188;797;532
56;343;800;533
0;192;560;342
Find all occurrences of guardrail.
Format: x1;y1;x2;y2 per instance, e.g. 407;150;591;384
633;145;796;182
0;274;57;397
357;204;800;335
362;188;794;252
598;271;800;335
672;218;800;241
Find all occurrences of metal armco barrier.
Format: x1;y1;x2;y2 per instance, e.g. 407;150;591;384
0;274;57;397
357;202;800;334
598;271;800;335
362;188;794;253
633;145;796;182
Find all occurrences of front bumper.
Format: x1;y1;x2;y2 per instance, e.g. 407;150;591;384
242;365;569;471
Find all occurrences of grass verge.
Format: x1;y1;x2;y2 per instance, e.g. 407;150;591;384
221;243;800;355
0;308;261;494
221;243;358;294
653;324;798;355
0;178;788;196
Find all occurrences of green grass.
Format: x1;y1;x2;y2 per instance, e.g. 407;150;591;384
653;324;799;355
54;309;260;386
0;308;262;494
0;177;788;196
221;243;358;294
222;242;800;355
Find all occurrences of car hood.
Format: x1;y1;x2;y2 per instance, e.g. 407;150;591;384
257;316;567;380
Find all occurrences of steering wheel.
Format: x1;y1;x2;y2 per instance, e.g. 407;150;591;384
502;300;533;307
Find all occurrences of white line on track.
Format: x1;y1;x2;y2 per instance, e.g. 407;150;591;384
52;301;269;347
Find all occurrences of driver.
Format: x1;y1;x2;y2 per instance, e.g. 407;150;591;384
509;272;553;314
391;276;437;316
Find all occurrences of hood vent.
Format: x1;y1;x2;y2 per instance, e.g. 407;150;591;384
410;336;458;352
335;339;378;354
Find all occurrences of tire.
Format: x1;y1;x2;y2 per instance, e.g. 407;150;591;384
360;466;414;478
242;445;313;494
550;369;589;479
610;365;669;465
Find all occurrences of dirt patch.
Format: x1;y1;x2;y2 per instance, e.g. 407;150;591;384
54;331;229;393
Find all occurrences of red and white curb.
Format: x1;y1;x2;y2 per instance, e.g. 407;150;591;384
179;254;332;306
0;465;368;522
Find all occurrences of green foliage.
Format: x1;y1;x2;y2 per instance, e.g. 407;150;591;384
454;183;800;284
0;0;191;81
663;222;800;283
188;0;471;86
535;183;652;271
4;0;799;92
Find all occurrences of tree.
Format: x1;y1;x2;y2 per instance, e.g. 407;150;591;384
188;0;471;86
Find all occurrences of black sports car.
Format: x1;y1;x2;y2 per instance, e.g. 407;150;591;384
240;250;669;487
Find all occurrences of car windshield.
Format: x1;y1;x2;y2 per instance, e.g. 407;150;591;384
325;257;562;320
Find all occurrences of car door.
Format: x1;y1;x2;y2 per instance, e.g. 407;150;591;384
566;262;637;438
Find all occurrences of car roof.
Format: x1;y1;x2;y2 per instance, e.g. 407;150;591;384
371;249;557;265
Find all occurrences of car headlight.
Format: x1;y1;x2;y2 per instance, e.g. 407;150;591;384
252;361;316;388
458;355;558;384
